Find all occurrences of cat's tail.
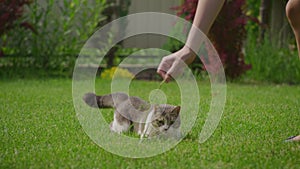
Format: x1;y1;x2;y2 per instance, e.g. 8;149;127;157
83;92;128;108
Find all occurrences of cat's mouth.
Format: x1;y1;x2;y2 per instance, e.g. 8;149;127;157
146;123;171;137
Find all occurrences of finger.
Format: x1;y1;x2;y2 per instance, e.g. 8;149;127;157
167;59;185;78
157;54;176;72
157;70;172;83
157;59;170;81
157;69;166;78
164;74;172;83
157;69;170;82
157;61;170;73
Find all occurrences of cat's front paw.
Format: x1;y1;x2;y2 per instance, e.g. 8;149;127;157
83;93;98;108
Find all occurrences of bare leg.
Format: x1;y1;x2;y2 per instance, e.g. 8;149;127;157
286;0;300;59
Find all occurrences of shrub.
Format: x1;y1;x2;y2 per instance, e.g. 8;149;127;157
101;66;134;79
245;30;300;84
2;0;108;62
172;0;251;79
0;0;33;57
0;0;33;35
0;0;109;78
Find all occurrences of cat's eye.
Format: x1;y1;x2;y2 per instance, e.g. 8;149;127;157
158;120;164;126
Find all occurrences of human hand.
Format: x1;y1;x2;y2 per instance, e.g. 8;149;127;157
157;46;196;82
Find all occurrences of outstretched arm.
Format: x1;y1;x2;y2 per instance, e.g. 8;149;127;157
157;0;225;82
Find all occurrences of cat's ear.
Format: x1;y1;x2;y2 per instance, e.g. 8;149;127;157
171;106;181;117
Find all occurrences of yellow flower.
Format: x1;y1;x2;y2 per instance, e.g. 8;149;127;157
101;67;134;79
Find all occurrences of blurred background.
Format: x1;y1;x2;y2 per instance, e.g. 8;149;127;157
1;0;299;84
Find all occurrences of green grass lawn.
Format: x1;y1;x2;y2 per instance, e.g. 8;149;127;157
1;79;299;168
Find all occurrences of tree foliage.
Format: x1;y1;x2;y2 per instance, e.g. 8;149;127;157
0;0;33;56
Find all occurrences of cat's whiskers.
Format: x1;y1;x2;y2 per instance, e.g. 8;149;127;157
140;105;156;142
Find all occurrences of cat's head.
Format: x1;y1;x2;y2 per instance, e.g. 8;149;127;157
149;105;181;136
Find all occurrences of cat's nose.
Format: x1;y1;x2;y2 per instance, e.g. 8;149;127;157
163;126;169;131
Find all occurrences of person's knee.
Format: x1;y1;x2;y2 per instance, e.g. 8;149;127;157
286;0;300;31
286;0;300;23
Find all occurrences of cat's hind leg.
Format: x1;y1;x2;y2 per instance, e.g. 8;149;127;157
110;111;131;134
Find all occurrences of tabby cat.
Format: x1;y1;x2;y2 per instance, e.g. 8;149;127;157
83;92;181;139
